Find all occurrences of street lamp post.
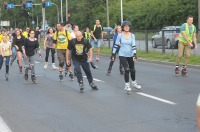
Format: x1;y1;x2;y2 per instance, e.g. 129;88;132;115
61;0;63;23
106;0;109;27
66;0;68;22
120;0;123;24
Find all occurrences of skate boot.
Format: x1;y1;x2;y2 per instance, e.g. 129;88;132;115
106;68;111;76
96;56;99;62
5;73;8;81
79;81;84;93
65;68;69;77
31;74;37;84
52;63;57;70
89;82;98;90
124;82;131;95
59;72;63;82
19;66;22;74
44;62;48;70
181;66;187;76
132;80;142;90
175;66;179;76
24;74;28;84
69;72;74;81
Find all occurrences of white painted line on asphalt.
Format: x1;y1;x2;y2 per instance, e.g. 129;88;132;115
137;92;177;105
34;61;40;64
0;117;12;132
83;76;105;82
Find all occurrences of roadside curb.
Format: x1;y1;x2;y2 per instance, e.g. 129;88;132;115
100;53;200;70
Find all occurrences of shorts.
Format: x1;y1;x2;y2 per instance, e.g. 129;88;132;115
57;49;66;62
90;39;101;48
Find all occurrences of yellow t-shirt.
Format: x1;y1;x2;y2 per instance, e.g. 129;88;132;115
53;30;72;49
0;34;2;43
0;41;11;56
22;31;29;38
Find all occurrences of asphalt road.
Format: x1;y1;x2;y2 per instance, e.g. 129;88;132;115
0;52;199;132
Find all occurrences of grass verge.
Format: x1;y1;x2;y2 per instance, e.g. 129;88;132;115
93;47;200;66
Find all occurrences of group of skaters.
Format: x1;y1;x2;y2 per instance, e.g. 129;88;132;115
0;15;198;93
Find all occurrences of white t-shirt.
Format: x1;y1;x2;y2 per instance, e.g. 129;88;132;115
70;32;76;39
197;94;200;107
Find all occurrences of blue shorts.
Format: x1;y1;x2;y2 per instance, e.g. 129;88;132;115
90;39;101;48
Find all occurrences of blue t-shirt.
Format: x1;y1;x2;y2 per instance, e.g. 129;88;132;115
113;32;136;57
180;23;196;34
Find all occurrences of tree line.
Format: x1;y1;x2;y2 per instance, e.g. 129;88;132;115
0;0;198;30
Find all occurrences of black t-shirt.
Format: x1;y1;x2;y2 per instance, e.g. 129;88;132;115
13;36;25;51
24;38;39;56
92;26;103;39
68;38;92;62
34;31;40;40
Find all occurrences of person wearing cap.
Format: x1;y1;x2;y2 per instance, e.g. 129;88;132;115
112;21;141;93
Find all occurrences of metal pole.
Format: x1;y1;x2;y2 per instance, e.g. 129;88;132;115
66;0;68;21
42;7;45;29
162;30;165;53
52;3;59;23
120;0;123;24
145;30;148;53
198;0;200;37
106;0;109;27
61;0;63;23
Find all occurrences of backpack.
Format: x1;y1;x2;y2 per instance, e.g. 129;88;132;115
93;25;102;32
56;30;68;40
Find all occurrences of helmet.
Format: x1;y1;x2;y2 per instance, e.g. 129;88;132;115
122;21;131;27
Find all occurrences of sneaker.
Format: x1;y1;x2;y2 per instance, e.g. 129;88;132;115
132;80;141;90
52;63;57;70
106;69;111;76
44;62;48;69
124;82;131;91
89;82;98;90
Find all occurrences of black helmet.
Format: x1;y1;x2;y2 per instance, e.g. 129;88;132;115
122;21;131;27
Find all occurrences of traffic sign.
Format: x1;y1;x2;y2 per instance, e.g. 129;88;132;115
26;2;32;8
7;4;14;9
32;21;35;25
45;2;52;7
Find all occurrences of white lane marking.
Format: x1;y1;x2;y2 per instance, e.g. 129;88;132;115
83;76;105;82
0;117;12;132
137;92;177;105
34;61;40;64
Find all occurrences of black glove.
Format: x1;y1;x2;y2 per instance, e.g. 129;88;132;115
90;62;98;69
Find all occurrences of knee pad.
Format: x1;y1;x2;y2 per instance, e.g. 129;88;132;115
59;61;64;67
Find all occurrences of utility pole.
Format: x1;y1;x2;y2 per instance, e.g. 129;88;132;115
61;0;63;23
66;0;68;22
120;0;123;24
106;0;109;27
198;0;200;37
42;0;45;29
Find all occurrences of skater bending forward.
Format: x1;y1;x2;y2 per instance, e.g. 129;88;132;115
112;21;141;93
22;30;41;83
66;31;98;92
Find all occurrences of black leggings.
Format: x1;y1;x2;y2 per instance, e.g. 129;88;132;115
45;47;55;63
119;56;136;83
